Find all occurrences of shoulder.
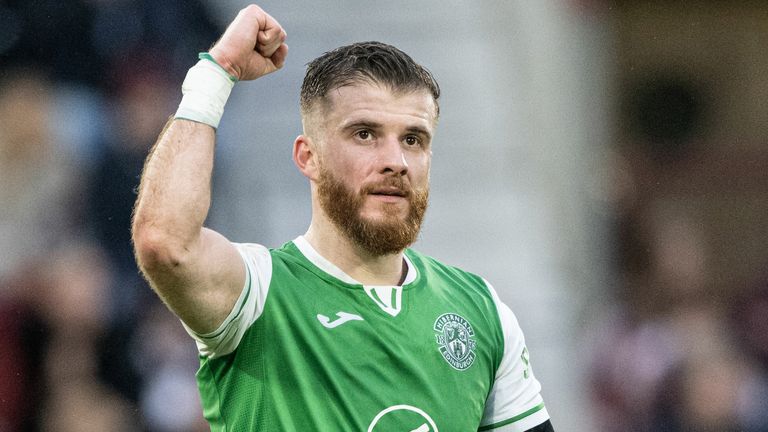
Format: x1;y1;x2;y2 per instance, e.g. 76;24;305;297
233;241;271;258
406;248;487;287
406;248;503;327
234;240;302;269
406;249;497;304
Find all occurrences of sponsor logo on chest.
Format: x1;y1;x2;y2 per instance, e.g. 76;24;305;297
433;313;477;371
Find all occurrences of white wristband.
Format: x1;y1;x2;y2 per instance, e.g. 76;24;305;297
175;54;237;129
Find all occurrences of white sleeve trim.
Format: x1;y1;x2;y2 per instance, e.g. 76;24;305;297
480;279;548;430
181;242;272;358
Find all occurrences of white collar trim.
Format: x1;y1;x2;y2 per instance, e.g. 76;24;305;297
292;235;416;286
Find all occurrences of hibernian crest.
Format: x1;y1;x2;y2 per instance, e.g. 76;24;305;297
434;313;477;370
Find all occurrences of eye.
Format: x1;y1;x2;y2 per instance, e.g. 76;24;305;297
355;130;372;140
404;135;421;147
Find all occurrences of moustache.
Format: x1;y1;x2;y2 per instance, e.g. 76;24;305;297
362;177;412;197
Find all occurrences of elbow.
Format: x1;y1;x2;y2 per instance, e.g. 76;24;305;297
132;224;189;276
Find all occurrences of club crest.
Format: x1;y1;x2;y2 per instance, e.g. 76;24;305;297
433;313;477;370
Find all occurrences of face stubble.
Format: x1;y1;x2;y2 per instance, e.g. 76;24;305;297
317;165;429;256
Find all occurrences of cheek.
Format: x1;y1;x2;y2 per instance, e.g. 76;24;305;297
322;158;368;191
336;156;376;184
338;160;367;184
408;154;431;183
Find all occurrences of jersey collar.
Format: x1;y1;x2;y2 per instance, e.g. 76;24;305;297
292;235;417;287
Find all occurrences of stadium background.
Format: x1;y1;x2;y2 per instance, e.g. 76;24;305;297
1;1;768;431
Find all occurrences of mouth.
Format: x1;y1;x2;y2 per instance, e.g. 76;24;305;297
368;187;408;198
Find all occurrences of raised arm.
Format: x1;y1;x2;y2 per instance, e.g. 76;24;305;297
131;5;288;334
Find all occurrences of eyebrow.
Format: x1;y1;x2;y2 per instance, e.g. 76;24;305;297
404;125;432;140
341;120;382;132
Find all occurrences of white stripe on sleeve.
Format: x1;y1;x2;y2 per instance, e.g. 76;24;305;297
181;242;272;358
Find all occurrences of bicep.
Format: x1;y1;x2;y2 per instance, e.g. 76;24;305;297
144;227;246;334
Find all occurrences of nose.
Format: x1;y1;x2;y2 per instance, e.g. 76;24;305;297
378;136;408;175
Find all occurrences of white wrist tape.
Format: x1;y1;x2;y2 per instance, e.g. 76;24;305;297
175;54;237;129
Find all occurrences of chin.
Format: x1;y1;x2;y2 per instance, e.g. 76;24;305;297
360;210;408;224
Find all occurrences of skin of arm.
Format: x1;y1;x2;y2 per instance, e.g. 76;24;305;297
131;4;288;334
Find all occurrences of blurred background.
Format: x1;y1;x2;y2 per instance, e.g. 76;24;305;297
1;0;768;431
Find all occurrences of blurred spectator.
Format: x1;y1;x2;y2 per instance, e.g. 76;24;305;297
0;262;42;431
589;162;768;431
647;303;765;432
731;278;768;431
132;303;208;432
733;277;768;370
88;51;178;323
35;243;140;430
651;349;764;432
0;242;143;431
588;200;708;430
0;69;84;283
39;381;139;432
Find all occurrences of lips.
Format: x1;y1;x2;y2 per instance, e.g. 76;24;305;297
369;187;408;197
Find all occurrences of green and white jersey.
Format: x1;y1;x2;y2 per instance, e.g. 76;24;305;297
183;236;549;431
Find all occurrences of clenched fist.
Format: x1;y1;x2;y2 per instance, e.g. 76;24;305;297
209;5;288;81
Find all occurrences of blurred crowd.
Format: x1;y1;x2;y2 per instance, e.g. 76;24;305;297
586;143;768;431
0;1;220;430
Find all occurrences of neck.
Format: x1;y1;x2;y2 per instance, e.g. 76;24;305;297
304;218;406;286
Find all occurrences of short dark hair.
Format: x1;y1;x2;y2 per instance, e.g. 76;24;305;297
300;41;440;118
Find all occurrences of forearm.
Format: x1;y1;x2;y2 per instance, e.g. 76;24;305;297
129;5;287;333
132;3;288;252
132;118;215;260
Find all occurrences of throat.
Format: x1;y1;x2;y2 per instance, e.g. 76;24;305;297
396;258;408;286
355;256;408;286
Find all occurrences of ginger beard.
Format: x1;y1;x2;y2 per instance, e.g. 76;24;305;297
316;165;429;256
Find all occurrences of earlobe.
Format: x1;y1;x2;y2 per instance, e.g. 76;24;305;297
293;135;318;180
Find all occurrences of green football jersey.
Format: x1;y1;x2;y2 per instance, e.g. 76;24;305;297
184;237;548;431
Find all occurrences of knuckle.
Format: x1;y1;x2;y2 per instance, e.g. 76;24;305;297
241;4;263;17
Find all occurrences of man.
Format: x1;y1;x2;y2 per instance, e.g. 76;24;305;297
132;4;553;431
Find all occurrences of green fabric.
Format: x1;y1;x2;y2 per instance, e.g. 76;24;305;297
196;241;505;431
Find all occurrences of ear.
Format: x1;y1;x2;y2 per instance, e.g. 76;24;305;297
293;134;319;180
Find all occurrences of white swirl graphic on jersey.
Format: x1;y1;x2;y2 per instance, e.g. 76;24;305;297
433;313;477;370
367;405;438;432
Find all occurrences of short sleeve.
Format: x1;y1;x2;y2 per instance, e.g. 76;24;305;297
181;242;273;358
479;280;550;431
